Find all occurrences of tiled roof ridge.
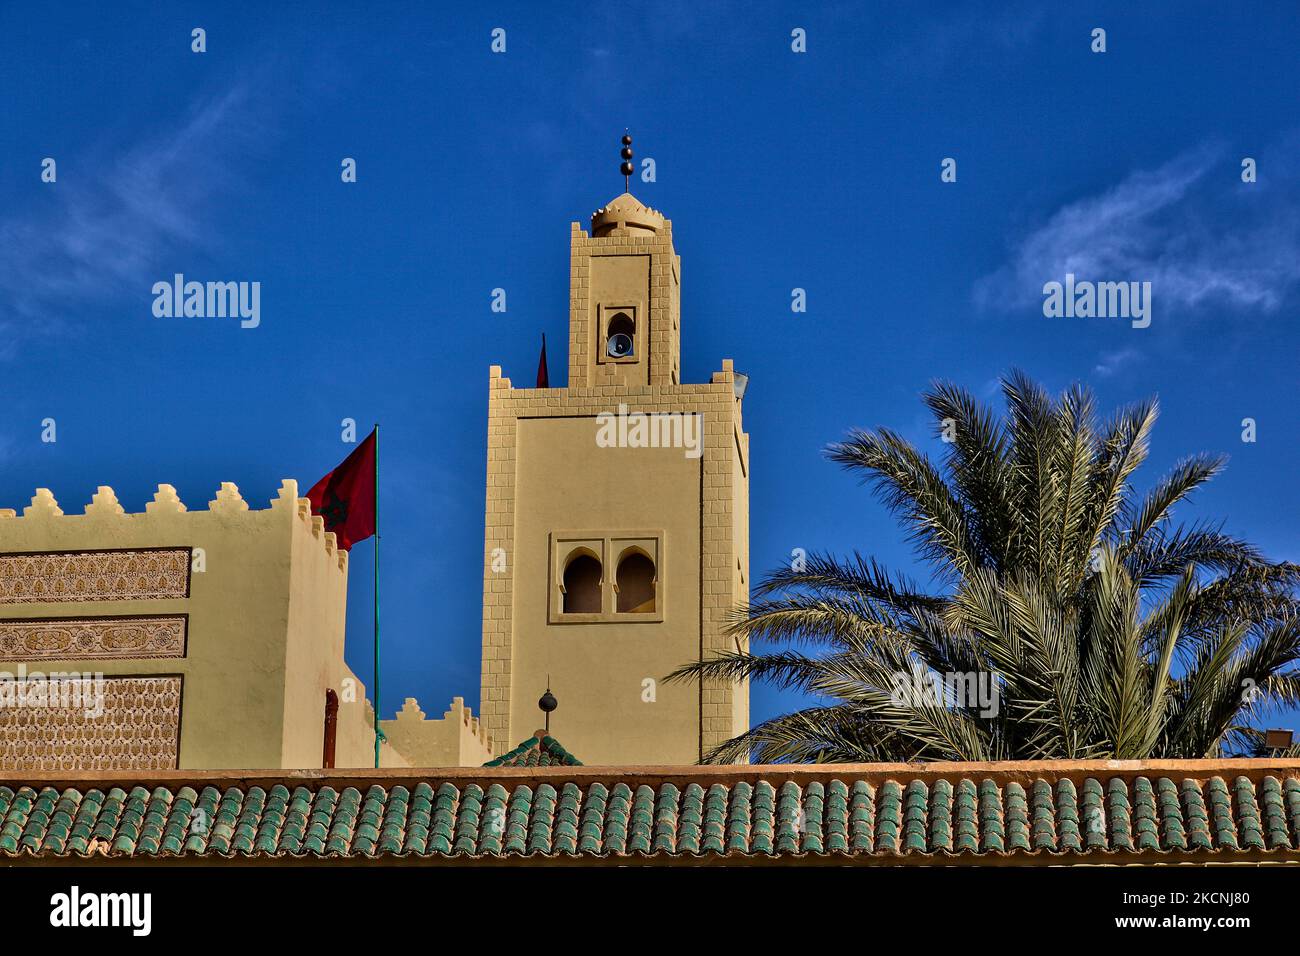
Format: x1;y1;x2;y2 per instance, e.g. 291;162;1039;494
538;735;582;767
2;762;1299;864
481;733;582;768
482;736;540;768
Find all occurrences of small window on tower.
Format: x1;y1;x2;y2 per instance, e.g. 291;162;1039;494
606;312;635;358
562;552;603;613
616;550;657;613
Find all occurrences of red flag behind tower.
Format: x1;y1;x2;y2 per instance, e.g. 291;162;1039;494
306;429;376;551
536;333;549;388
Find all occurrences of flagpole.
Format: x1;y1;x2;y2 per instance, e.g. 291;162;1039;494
373;423;381;769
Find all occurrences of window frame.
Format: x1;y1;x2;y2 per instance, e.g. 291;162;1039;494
549;530;664;624
596;302;643;366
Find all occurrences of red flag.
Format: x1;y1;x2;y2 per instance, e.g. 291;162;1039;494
306;429;376;551
536;333;549;388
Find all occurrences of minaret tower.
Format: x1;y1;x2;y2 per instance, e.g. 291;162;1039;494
479;135;750;764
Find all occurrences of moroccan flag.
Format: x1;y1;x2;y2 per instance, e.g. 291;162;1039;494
306;429;376;551
536;333;549;388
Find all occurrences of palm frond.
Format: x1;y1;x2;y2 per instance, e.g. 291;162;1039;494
676;371;1298;764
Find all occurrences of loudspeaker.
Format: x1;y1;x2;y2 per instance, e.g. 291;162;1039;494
607;333;634;358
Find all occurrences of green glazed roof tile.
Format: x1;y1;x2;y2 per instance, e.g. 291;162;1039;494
602;783;630;855
801;781;824;854
1260;777;1290;849
476;784;507;855
953;779;978;853
1284;778;1300;841
577;783;607;854
700;783;727;854
626;784;654;855
676;783;704;855
1055;780;1082;852
902;780;928;853
749;781;775;855
823;780;849;852
773;781;799;854
1005;782;1031;852
1205;777;1238;849
1234;776;1265;850
450;785;477;855
875;783;901;853
653;784;679;854
2;765;1298;862
849;781;875;852
1029;780;1055;850
725;782;751;854
979;778;1005;853
527;783;557;855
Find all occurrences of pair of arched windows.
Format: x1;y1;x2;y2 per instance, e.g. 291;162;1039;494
562;549;656;614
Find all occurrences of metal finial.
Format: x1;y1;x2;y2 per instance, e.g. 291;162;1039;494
620;132;633;191
538;680;557;733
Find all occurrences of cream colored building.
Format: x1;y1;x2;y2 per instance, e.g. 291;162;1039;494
0;482;391;770
0;185;750;772
479;190;751;764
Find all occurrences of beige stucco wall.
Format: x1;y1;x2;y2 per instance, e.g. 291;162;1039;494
584;253;652;387
0;480;373;770
512;415;702;764
480;201;749;764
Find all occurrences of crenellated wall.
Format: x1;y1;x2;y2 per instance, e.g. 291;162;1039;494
379;696;494;768
0;480;379;771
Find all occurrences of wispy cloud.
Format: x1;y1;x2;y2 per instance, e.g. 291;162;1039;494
975;143;1300;317
1093;347;1142;379
0;83;266;350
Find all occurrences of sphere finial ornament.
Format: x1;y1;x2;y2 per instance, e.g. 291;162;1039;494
538;683;558;733
620;132;634;189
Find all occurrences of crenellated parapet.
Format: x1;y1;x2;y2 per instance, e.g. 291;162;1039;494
0;480;347;573
379;696;496;768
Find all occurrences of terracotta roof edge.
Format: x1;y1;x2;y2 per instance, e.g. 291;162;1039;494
3;757;1298;793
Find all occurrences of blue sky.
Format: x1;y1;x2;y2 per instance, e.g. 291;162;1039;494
1;2;1297;741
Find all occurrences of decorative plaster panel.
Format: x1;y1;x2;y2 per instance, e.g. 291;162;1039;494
0;549;191;604
0;615;187;662
0;675;182;771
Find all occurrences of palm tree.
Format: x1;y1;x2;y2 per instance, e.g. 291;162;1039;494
668;371;1300;763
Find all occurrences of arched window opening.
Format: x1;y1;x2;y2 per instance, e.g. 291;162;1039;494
562;553;602;613
606;312;635;358
616;551;657;613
